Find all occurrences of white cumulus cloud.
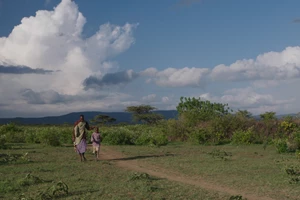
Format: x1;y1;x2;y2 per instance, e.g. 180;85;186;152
0;0;138;116
199;87;294;114
210;46;300;82
141;67;210;87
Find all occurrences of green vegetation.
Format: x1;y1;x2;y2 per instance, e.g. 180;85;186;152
115;143;300;200
2;97;300;199
125;105;164;124
0;144;229;200
90;114;116;126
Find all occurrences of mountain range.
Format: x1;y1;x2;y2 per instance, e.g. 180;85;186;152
0;110;297;125
0;110;178;125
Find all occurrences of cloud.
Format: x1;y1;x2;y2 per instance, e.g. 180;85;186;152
0;0;137;95
199;87;294;114
293;19;300;23
210;47;300;82
0;91;133;117
251;80;280;88
141;67;210;87
140;46;300;89
142;94;157;102
21;89;71;104
0;64;56;74
0;0;138;115
162;96;170;103
83;70;139;90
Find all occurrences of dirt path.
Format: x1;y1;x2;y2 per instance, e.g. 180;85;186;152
98;146;275;200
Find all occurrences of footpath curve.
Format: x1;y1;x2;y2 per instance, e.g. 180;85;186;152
98;146;274;200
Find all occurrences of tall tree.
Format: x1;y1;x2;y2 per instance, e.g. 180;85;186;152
176;97;232;125
125;105;164;124
260;112;276;121
235;109;252;118
90;114;116;126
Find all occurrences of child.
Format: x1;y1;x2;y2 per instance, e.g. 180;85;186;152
90;127;101;161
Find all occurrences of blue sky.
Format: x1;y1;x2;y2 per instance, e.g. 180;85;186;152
0;0;300;117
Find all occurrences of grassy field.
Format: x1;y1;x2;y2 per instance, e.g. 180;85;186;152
0;143;230;200
114;143;300;200
1;142;300;200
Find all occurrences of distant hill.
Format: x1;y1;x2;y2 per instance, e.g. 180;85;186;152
0;110;297;125
0;110;178;125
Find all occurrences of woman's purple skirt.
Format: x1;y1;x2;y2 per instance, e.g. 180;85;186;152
76;139;87;154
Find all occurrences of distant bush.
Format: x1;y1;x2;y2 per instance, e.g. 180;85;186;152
165;119;188;141
135;129;168;146
38;127;61;146
189;128;209;145
0;134;8;149
0;123;25;143
102;127;135;145
274;138;288;153
231;127;255;145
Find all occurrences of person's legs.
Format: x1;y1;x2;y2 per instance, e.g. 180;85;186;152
78;153;83;162
94;151;97;161
97;146;100;160
82;153;87;161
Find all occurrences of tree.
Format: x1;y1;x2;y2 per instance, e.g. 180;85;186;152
235;109;252;118
90;114;116;126
125;105;164;124
260;112;276;121
176;97;232;125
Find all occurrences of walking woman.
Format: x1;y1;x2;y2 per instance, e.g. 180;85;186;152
73;115;93;162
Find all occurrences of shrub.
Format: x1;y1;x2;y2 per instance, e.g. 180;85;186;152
231;127;255;145
165;119;188;141
274;138;288;153
24;128;40;144
135;129;168;146
0;123;25;143
286;131;300;152
189;128;209;144
207;115;247;144
102;127;134;145
0;134;8;149
38;127;61;146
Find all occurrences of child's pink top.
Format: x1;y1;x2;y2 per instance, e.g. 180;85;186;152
91;132;101;147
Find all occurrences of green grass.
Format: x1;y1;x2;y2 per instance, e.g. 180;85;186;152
114;142;300;200
0;143;229;200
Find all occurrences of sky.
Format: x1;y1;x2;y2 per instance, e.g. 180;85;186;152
1;0;300;117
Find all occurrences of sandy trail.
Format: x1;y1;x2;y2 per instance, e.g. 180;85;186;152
96;146;275;200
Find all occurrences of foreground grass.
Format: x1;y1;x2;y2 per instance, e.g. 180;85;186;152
115;143;300;200
0;143;229;200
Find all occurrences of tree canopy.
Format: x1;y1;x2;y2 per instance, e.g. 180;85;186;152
176;97;232;124
125;105;164;124
90;114;116;126
260;112;276;121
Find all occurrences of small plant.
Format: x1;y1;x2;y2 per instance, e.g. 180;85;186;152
1;152;31;164
207;149;232;161
18;193;34;200
296;150;300;159
38;181;69;199
129;172;151;181
229;195;247;200
0;134;8;149
18;173;44;186
285;166;300;184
